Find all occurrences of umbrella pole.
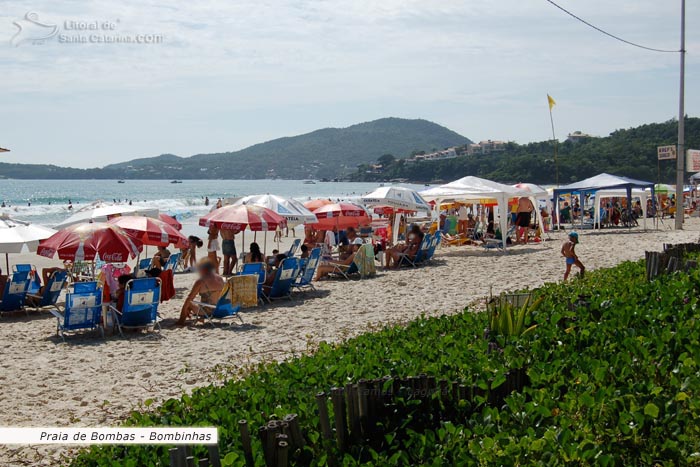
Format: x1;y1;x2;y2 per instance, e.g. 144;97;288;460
264;230;267;257
5;253;9;274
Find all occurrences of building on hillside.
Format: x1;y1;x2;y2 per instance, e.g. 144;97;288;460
567;131;592;143
466;140;506;155
405;147;458;164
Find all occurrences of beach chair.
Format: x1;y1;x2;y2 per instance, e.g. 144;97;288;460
292;247;321;292
330;244;376;279
175;249;191;273
109;278;162;336
399;234;432;268
425;232;441;262
262;257;300;302
285;239;302;257
49;283;103;341
137;257;152;272
27;270;68;312
483;225;516;252
192;277;244;326
13;264;41;295
0;271;31;314
163;253;180;271
238;263;266;304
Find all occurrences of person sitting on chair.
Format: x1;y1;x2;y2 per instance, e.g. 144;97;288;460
245;242;265;263
263;254;289;288
299;244;310;260
315;240;362;280
152;246;171;269
177;259;224;326
385;225;423;268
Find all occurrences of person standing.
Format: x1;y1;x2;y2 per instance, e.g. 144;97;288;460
515;197;535;244
207;226;220;273
457;204;469;235
561;232;585;280
220;229;237;276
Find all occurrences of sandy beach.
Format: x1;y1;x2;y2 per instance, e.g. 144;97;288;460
1;221;698;466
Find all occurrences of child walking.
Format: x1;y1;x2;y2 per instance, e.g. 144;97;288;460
561;231;585;280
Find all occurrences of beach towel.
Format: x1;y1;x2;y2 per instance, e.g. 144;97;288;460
159;269;176;302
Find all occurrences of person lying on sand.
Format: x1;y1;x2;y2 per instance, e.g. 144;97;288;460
177;259;224;326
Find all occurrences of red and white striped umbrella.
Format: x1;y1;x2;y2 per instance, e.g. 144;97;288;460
311;202;371;229
37;222;142;262
158;213;182;231
109;216;188;248
199;204;286;233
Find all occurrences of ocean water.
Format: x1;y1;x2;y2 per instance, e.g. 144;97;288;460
0;179;422;229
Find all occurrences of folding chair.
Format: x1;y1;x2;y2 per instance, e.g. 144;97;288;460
50;282;103;341
109;278;162;336
0;271;31;314
27;270;68;312
292;247;321;292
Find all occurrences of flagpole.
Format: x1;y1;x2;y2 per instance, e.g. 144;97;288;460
548;101;559;187
674;0;686;230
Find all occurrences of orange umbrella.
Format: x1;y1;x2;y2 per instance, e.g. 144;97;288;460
304;199;333;211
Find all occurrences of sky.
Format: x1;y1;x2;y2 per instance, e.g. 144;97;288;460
0;0;697;167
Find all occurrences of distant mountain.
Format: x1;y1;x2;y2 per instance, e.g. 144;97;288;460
102;118;471;180
0;118;471;180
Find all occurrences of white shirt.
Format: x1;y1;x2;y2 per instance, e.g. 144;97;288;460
458;206;469;221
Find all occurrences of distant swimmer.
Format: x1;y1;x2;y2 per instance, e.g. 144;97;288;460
1;202;5;208
28;202;31;207
205;196;210;206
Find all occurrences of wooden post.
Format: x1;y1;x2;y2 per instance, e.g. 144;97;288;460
345;384;360;443
185;456;195;467
357;379;368;436
206;445;221;467
316;392;333;441
330;387;348;452
169;447;180;467
198;459;210;467
238;420;255;467
277;440;289;467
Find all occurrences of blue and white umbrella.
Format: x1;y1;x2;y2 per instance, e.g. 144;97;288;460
233;194;317;227
361;186;431;212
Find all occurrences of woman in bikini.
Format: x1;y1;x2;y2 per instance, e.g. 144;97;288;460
177;259;225;325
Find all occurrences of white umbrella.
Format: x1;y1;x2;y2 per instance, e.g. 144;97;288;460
0;215;56;271
362;186;431;212
233;194;317;227
54;201;159;229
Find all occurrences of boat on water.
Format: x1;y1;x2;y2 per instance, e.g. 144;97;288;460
303;180;316;185
171;180;183;184
117;180;125;184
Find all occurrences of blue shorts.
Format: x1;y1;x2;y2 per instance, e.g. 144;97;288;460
566;257;576;265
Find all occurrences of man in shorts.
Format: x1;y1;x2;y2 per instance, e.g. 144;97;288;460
220;229;237;276
515;197;535;244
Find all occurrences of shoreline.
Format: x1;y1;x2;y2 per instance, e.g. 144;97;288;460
1;222;698;466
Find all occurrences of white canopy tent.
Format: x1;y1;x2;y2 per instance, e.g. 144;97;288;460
593;189;650;230
421;176;527;251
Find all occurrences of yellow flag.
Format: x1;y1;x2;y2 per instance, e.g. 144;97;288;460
547;94;556;111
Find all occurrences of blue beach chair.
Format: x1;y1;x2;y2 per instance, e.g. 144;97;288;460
27;270;68;312
399;234;431;268
193;278;244;326
13;264;41;295
163;253;180;271
110;278;162;336
292;247;321;292
425;232;441;262
262;257;300;302
285;239;302;257
50;282;103;341
238;263;266;304
0;271;31;314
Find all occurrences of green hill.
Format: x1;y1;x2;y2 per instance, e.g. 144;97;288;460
103;118;471;180
351;117;700;184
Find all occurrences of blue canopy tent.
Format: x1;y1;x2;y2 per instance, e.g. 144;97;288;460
553;173;655;230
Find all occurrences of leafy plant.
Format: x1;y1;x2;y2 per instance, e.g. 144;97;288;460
487;292;541;338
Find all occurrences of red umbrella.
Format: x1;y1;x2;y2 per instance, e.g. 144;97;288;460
303;199;333;211
37;223;142;262
311;202;371;229
159;213;182;231
199;204;286;232
109;216;188;248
